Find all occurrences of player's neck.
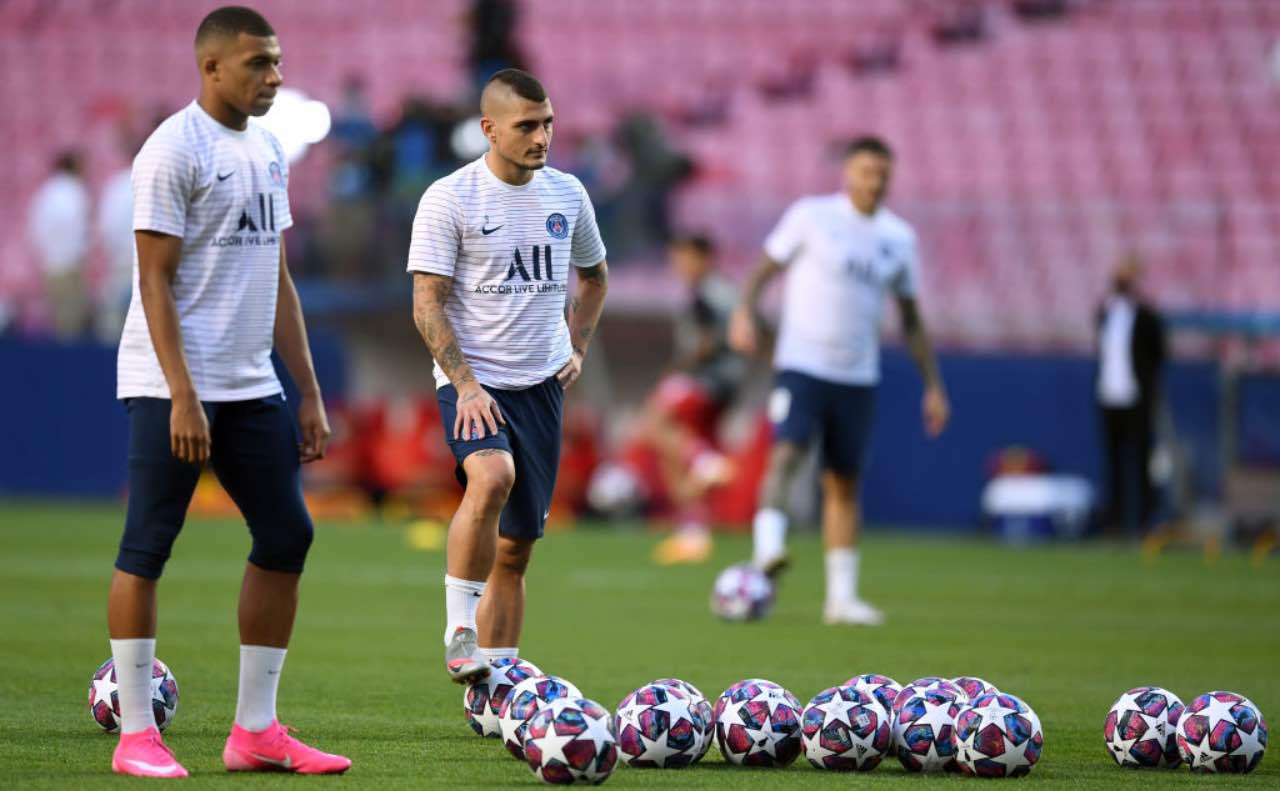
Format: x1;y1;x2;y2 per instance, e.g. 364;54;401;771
197;92;249;132
485;149;534;186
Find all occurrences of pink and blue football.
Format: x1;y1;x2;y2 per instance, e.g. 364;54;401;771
1103;685;1184;767
648;678;714;763
801;685;892;771
954;692;1044;777
87;657;179;733
714;679;803;767
524;697;618;785
499;674;583;761
893;689;963;772
464;657;542;737
1176;691;1268;773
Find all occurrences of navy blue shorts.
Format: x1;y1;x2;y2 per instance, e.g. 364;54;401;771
436;376;563;541
116;395;314;579
768;370;877;476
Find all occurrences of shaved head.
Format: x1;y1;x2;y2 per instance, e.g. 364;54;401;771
480;69;554;183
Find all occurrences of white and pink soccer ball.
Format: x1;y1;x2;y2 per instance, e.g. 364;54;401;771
710;564;774;622
714;678;803;767
1175;690;1268;774
524;697;618;785
614;683;704;768
893;688;963;772
87;657;179;733
464;657;542;737
954;691;1044;777
1103;685;1184;767
951;676;998;702
499;674;583;761
843;673;903;715
801;685;892;771
645;679;716;764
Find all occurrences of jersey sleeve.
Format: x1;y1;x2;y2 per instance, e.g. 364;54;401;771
570;181;607;268
889;230;921;298
406;183;463;276
131;130;196;238
762;200;808;264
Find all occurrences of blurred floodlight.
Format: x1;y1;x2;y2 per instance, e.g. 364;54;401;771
451;116;489;160
254;87;331;163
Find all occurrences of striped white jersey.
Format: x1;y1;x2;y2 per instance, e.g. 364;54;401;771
407;156;607;390
764;195;920;386
117;101;292;401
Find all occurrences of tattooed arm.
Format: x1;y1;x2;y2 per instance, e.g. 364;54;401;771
413;272;503;438
558;260;609;389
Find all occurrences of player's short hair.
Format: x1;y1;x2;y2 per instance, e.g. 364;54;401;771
195;6;275;48
485;68;548;104
669;232;716;258
843;135;893;160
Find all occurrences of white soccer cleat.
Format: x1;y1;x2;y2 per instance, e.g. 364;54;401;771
823;599;886;626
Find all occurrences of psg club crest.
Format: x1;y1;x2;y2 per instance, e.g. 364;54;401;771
546;212;568;239
269;161;284;187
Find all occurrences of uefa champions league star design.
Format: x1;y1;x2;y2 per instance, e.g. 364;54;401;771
909;698;958;768
957;698;1029;773
1181;694;1253;772
1106;689;1165;765
724;697;786;761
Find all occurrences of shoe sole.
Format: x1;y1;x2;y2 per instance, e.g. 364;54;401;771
447;660;491;685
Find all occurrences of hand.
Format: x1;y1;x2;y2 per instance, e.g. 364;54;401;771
923;385;950;438
728;307;758;355
297;393;332;463
556;349;584;391
170;393;210;465
454;381;504;440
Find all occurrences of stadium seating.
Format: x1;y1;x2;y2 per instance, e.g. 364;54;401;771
3;0;1278;351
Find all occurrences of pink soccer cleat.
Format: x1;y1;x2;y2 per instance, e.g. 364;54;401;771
112;726;189;778
223;720;351;774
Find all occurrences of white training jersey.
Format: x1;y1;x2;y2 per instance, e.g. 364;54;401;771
763;194;921;386
117;101;292;401
407;156;607;390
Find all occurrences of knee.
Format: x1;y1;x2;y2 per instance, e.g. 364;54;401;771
466;455;516;507
248;515;314;573
821;472;858;500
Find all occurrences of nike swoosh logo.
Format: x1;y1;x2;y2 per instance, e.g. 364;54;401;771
217;171;235;181
134;662;148;668
250;752;293;769
126;758;179;773
481;224;503;235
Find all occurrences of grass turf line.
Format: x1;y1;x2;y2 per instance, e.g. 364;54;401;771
0;501;1275;788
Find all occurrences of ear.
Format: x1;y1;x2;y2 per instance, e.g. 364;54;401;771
480;116;496;143
200;53;219;80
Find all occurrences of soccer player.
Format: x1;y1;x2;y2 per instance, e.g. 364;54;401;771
107;6;350;777
729;136;950;626
408;69;608;682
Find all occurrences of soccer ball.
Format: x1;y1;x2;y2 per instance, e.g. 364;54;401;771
893;677;964;715
499;674;583;761
464;657;543;737
87;657;179;733
524;697;618;785
714;678;803;767
801;685;892;771
954;691;1044;777
1103;686;1184;767
710;563;774;621
647;678;714;763
843;673;903;715
614;683;704;768
893;689;962;772
1175;690;1268;773
951;676;998;702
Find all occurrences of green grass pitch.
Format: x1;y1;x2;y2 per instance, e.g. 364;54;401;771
0;500;1275;788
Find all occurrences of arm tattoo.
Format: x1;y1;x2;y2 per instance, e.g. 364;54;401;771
569;261;608;356
413;273;476;387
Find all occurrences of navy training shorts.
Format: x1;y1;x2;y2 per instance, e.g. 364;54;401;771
116;394;314;579
436;376;564;540
768;369;877;476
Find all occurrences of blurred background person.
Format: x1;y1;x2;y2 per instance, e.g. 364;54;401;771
95;132;136;343
28;151;90;340
1096;255;1167;537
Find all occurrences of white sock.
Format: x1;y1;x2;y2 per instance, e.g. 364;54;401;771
110;638;157;734
444;575;486;646
752;508;788;566
482;647;519;661
235;645;287;732
825;548;860;605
